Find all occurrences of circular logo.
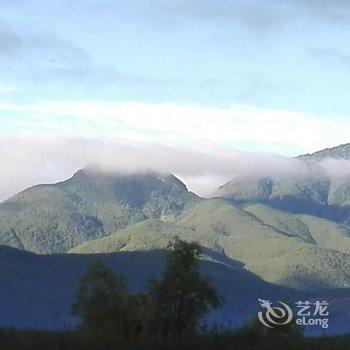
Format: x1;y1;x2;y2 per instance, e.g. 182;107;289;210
258;298;293;328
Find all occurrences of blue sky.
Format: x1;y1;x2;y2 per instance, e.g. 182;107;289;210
1;0;350;157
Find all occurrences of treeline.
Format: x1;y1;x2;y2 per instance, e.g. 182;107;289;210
72;238;223;338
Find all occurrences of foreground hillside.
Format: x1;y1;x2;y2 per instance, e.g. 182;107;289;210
0;244;300;330
0;244;349;335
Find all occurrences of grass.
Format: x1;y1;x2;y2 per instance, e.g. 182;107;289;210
0;328;349;350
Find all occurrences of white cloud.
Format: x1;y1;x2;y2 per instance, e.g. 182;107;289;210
0;101;349;155
0;135;311;201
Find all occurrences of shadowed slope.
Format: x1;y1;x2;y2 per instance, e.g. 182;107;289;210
1;244;349;335
0;245;296;330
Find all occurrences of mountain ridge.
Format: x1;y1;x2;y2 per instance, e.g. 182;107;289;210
71;199;350;291
298;143;350;161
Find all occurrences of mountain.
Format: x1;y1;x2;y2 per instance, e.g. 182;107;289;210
0;145;350;334
212;150;350;227
298;143;350;161
213;174;333;205
0;168;199;253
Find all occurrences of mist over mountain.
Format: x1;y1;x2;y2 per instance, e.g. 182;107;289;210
0;135;330;201
213;144;350;227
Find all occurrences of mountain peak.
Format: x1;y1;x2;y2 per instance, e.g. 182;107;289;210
67;167;191;197
0;168;199;254
211;176;273;202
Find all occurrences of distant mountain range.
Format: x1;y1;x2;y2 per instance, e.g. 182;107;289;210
0;144;350;334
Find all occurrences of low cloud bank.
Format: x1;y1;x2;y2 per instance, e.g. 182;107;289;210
0;136;348;201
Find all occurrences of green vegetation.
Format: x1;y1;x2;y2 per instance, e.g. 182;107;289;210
0;327;349;350
71;258;153;338
72;258;127;331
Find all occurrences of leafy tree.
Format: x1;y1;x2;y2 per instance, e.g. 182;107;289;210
122;293;153;338
149;237;223;337
72;258;127;331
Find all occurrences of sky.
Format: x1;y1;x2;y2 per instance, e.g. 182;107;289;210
1;0;350;199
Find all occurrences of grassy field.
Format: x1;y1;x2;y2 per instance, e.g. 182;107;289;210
0;328;349;350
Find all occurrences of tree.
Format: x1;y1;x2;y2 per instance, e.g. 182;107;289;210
122;293;153;338
72;258;127;331
149;237;223;337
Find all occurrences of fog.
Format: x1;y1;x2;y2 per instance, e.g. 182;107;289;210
0;135;348;201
